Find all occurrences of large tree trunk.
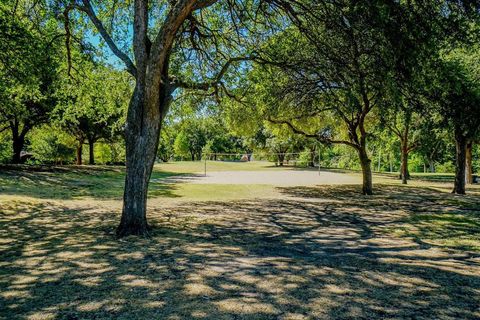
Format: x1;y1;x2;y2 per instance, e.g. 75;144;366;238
12;135;25;164
116;83;169;238
358;147;373;195
88;139;95;165
453;131;467;194
465;140;473;185
11;122;28;164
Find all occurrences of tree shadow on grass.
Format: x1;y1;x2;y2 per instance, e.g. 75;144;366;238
0;167;186;200
1;186;480;319
278;184;480;251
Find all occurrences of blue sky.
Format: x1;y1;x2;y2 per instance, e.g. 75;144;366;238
87;32;124;68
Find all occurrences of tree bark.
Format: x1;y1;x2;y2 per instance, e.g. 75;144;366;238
358;147;373;195
88;139;95;165
116;83;169;238
309;146;316;167
12;135;25;164
466;140;473;184
399;140;410;184
453;131;467;194
11;121;28;164
76;143;83;165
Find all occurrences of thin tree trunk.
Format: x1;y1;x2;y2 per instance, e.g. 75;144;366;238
453;131;467;194
399;139;410;184
88;139;95;165
465;140;473;184
358;147;373;195
309;146;315;167
428;143;439;173
76;143;83;165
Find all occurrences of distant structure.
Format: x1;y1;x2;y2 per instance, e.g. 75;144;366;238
19;151;34;163
240;154;249;162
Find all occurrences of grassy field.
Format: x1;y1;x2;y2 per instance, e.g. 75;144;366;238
0;162;295;201
1;163;480;319
158;160;292;173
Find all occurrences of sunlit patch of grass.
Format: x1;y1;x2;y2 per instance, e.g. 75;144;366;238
0;167;184;200
173;184;277;201
0;164;283;201
391;212;480;251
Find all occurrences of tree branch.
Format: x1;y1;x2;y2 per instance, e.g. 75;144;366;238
149;0;199;81
0;125;10;134
267;117;359;149
133;0;148;82
386;123;402;138
192;0;218;10
63;7;73;77
407;140;420;153
171;56;253;90
80;0;137;77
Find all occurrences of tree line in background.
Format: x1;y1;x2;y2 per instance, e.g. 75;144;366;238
0;2;131;165
1;0;479;236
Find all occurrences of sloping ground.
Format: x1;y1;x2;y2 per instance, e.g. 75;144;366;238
1;185;479;320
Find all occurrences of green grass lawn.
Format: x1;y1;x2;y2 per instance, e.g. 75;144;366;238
0;166;182;200
0;161;316;201
1;164;480;319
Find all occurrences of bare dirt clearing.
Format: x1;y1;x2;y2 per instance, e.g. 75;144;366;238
164;170;362;186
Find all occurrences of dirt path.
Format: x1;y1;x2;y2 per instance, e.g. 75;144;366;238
167;170;362;186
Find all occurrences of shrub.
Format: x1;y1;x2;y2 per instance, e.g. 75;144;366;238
0;132;12;163
29;126;75;164
436;161;455;173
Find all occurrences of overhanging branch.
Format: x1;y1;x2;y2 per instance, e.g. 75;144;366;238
407;140;420;153
171;56;254;90
268;117;359;149
193;0;218;10
79;0;137;77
